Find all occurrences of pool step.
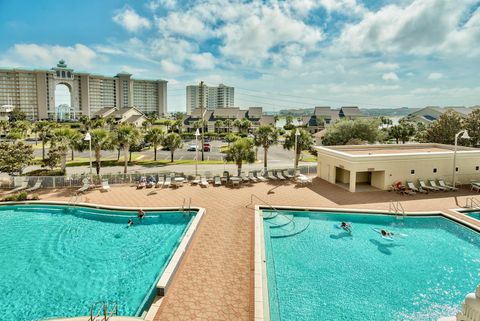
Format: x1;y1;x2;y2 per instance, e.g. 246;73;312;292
262;210;278;219
270;216;310;238
264;214;294;228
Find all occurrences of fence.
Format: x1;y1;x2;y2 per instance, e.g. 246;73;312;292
1;165;317;189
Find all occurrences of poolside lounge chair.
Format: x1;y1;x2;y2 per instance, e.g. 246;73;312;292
419;179;438;192
146;176;156;188
155;175;165;188
275;170;286;180
101;179;110;192
471;181;480;192
137;176;147;189
438;179;458;191
10;179;28;193
407;181;427;194
214;175;222;186
200;176;209;187
191;175;201;185
295;174;312;185
429;179;447;191
254;171;267;182
26;179;42;192
282;169;293;179
76;179;90;194
231;176;241;187
248;172;258;182
221;171;230;184
240;172;250;182
267;170;277;180
164;176;171;188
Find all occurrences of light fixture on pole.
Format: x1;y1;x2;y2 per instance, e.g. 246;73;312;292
294;128;301;176
84;132;93;184
195;128;200;176
452;130;470;188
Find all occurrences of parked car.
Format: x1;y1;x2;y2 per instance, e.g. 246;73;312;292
187;144;198;151
203;143;211;152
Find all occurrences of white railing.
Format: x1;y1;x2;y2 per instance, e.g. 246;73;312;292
89;301;118;321
389;200;405;219
466;197;480;209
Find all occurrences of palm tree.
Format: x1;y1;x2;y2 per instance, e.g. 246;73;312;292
241;118;252;134
164;119;174;133
144;127;165;161
8;120;31;141
233;119;242;133
113;123;141;173
163;132;183;162
224;119;233;133
33;121;56;160
253;125;279;172
68;130;86;161
51;127;77;173
91;128;113;174
283;128;314;169
214;120;224;133
225;137;256;176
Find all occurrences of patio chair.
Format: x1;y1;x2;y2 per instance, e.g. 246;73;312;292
214;175;222;186
471;181;480;192
200;176;209;187
407;181;427;194
253;171;267;182
248;172;258;182
240;171;249;182
146;175;156;188
231;176;241;187
429;179;447;191
295;174;312;185
26;179;42;192
137;176;147;189
282;169;293;179
221;171;230;184
275;170;286;180
76;179;91;194
438;179;458;191
10;179;28;193
164;176;172;188
267;170;277;180
419;179;438;192
101;179;110;192
191;175;201;185
155;175;165;188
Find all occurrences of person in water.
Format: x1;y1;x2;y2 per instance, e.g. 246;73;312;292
340;221;352;233
128;219;134;227
138;209;145;219
381;229;394;237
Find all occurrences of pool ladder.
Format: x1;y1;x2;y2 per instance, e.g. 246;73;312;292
466;197;480;209
89;301;118;321
182;197;191;213
246;194;296;228
68;194;80;207
389;200;405;219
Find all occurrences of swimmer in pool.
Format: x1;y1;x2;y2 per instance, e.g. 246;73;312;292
137;209;145;219
127;219;134;227
381;229;394;237
340;221;352;234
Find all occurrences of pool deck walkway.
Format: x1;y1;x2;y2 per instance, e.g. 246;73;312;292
20;178;480;321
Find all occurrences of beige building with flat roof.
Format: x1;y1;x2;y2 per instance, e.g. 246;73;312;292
316;144;480;192
0;60;168;120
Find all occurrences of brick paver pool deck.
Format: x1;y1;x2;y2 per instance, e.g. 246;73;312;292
27;178;480;321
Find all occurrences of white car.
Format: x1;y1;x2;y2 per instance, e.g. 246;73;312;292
187;144;199;151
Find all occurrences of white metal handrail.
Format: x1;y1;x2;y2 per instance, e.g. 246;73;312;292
247;194;296;228
466;197;480;209
89;301;118;321
389;200;405;219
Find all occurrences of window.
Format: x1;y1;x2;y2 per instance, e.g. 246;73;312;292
476;166;479;171
456;167;459;172
433;168;437;173
410;170;415;175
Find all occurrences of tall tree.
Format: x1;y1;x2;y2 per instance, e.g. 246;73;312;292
8;120;31;141
33;121;56;160
214;120;224;133
225;137;256;176
322;118;384;146
144;127;165;161
162;132;183;162
91;128;113;175
113;124;141;173
8;108;26;122
424;110;464;145
253;125;279;172
0;141;33;175
283;128;314;168
388;120;416;144
464;109;480;147
224;119;233;133
51;127;77;173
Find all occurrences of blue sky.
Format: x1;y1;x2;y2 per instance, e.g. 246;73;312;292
1;0;479;112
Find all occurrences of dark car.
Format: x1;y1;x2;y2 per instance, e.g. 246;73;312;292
203;143;211;152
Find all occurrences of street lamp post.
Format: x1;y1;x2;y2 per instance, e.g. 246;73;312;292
452;130;470;188
84;132;93;184
294;128;300;176
195;128;200;176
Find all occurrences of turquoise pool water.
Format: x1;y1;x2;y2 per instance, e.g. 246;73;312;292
466;211;480;220
263;211;480;321
0;204;195;321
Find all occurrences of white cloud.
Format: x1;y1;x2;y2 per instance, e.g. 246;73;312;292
146;0;176;11
189;52;216;70
428;72;444;80
382;72;399;81
113;6;151;32
0;43;98;69
156;12;210;39
374;62;399;70
160;59;183;74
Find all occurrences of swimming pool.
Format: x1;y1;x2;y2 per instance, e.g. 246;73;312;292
466;211;480;220
261;210;480;321
0;204;196;321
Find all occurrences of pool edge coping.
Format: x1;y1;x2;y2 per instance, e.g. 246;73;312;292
0;201;205;321
253;205;479;321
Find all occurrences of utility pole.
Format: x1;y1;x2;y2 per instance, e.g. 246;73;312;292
199;81;205;161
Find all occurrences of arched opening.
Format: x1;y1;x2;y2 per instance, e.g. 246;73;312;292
55;83;73;121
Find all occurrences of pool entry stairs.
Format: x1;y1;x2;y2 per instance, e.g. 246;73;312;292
263;210;310;238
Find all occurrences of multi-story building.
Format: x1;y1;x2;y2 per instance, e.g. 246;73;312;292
186;83;234;114
0;60;168;120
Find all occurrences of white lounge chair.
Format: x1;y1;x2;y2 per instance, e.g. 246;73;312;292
10;180;28;193
248;172;258;182
471;182;480;192
77;179;90;194
407;181;427;194
240;172;249;182
296;174;312;185
275;170;286;180
200;176;209;187
26;180;42;192
155;176;165;188
214;176;222;186
164;176;171;188
267;170;277;180
254;171;267;182
438;179;458;191
101;179;110;192
282;169;293;179
419;179;437;191
429;179;447;191
191;175;201;185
